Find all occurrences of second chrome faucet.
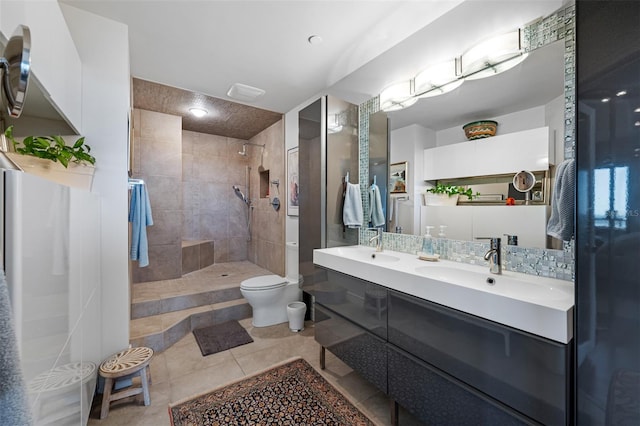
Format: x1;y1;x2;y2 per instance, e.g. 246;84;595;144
478;237;502;274
368;228;384;252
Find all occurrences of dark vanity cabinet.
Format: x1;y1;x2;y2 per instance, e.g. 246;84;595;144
311;268;388;393
387;290;571;426
312;267;572;425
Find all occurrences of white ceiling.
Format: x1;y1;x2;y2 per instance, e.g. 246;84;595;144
60;0;463;114
17;0;568;134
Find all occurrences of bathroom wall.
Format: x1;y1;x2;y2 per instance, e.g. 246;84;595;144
131;109;183;283
132;111;284;276
247;120;286;276
182;130;251;262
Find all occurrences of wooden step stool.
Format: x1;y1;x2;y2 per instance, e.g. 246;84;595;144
98;346;153;419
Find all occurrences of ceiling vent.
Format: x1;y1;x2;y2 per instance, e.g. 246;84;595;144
227;83;265;102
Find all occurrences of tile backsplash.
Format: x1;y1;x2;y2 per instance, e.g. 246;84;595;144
360;229;574;282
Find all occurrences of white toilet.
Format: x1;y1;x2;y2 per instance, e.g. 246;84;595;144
240;242;302;327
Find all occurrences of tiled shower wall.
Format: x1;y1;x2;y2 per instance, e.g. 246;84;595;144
182;130;252;262
131;109;183;283
358;5;576;281
182;119;285;276
247;121;286;276
132;109;285;282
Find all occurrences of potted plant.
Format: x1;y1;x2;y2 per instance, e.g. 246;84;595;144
423;183;477;206
3;126;96;190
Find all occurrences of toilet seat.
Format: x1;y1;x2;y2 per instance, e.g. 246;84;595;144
240;275;287;291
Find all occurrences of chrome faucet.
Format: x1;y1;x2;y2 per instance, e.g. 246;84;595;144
368;228;384;252
478;237;502;274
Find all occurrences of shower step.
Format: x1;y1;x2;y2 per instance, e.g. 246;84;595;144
131;285;242;319
129;298;251;353
130;260;271;352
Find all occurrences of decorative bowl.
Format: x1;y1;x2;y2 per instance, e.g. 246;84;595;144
462;120;498;140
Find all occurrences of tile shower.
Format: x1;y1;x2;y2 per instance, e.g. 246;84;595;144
131;109;285;284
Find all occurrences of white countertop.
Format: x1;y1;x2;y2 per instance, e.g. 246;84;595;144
313;245;574;344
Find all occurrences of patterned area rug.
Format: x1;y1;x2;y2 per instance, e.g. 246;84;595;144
169;357;375;425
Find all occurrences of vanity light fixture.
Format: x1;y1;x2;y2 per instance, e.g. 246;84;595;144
189;107;208;118
635;121;640;127
601;97;611;103
461;30;528;81
634;107;640;113
380;80;417;111
616;90;627;97
414;59;463;98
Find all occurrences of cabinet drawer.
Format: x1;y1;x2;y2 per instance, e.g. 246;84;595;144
388;290;569;426
315;305;387;393
310;267;387;339
388;345;535;425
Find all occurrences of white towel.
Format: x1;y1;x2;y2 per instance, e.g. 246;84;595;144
368;184;385;227
547;159;575;241
343;182;364;228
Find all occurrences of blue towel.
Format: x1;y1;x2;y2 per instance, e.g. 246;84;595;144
343;182;364;228
129;184;154;267
0;271;33;425
547;159;575;241
368;184;385;227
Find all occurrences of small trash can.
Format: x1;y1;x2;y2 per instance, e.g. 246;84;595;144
287;301;307;332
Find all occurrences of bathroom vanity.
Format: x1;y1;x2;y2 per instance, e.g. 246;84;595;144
310;246;574;425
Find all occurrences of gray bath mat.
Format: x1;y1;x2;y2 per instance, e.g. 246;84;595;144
193;320;254;356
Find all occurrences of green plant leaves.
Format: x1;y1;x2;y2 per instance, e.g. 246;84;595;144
4;126;96;168
426;183;478;200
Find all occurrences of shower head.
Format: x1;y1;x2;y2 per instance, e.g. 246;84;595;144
238;142;264;156
232;185;248;204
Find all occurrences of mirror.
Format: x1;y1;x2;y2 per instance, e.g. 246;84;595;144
322;1;573;250
1;25;31;118
513;171;537;193
0;27;76;138
326;1;572;250
393;37;565;249
512;170;537;206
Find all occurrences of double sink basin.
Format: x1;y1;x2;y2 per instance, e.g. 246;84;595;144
313;245;574;344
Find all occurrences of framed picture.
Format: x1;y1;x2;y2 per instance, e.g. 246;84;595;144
287;147;299;216
389;161;408;193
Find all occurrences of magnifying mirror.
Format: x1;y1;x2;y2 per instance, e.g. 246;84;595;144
513;170;536;205
0;25;31;118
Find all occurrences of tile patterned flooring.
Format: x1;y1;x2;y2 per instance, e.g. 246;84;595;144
91;261;424;425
